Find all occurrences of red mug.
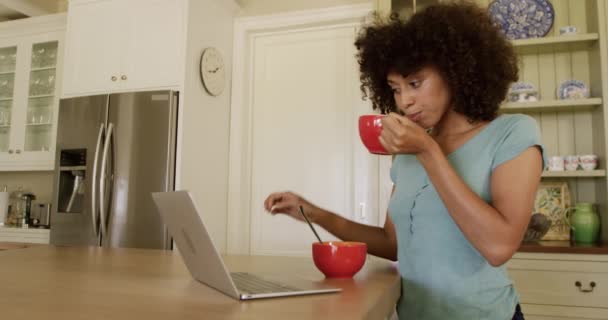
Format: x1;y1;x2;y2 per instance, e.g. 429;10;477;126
358;114;388;155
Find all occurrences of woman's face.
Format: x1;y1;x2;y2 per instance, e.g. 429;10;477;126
387;66;452;129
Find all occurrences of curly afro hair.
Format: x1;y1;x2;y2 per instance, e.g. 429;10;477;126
354;1;518;122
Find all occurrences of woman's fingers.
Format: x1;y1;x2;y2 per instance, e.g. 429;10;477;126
264;192;285;211
265;191;299;213
270;203;292;214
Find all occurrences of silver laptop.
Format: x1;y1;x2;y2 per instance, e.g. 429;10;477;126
151;191;341;300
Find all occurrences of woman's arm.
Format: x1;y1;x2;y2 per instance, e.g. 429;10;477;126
417;141;542;266
265;190;398;261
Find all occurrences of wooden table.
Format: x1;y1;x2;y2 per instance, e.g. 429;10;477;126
0;246;401;320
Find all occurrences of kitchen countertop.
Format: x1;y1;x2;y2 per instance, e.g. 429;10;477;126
0;246;401;320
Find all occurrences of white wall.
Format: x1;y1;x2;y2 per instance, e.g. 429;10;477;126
237;0;371;16
0;172;54;203
178;0;239;252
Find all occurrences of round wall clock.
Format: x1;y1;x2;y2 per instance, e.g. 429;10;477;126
199;47;226;96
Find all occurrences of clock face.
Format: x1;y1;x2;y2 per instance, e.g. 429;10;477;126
200;47;225;96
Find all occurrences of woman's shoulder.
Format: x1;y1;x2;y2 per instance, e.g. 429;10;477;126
491;113;539;133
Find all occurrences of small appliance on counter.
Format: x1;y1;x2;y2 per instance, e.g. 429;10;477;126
29;203;52;229
5;187;36;228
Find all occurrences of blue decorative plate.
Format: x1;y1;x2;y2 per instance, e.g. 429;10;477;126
489;0;555;40
557;79;589;100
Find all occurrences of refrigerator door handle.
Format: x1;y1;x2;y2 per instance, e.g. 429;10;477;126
91;123;105;237
99;122;114;238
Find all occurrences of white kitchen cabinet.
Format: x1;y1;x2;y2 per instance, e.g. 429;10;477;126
509;252;608;319
62;0;186;97
0;226;49;244
0;15;66;171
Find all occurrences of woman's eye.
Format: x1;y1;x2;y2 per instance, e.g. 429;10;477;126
409;80;420;88
391;88;400;94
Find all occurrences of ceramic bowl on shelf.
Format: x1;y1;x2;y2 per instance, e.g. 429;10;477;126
508;82;539;102
579;154;598;171
559;25;578;35
557;79;589;100
488;0;555;40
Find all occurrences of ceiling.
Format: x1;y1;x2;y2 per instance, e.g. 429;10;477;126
0;0;67;22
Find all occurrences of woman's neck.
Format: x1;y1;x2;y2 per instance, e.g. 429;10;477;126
430;110;486;138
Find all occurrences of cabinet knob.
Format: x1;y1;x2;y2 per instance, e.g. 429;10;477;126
111;76;117;81
15;149;21;154
8;149;13;154
575;281;596;293
121;75;127;80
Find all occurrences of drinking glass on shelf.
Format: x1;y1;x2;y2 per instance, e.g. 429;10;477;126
39;114;49;124
29;112;37;124
46;74;56;93
30;77;41;96
0;47;17;73
0;78;12;98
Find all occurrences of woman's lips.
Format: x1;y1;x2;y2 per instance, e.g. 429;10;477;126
407;112;421;123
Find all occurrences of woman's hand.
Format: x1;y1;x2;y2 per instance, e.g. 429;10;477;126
379;112;432;155
263;191;318;222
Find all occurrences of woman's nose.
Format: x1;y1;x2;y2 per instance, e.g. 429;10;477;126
396;92;414;111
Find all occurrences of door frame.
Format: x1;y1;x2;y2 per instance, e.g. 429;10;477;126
227;4;373;254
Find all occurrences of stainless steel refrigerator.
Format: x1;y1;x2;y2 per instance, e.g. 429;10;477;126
50;90;178;250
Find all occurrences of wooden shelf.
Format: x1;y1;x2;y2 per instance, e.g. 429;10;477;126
542;170;606;178
28;94;54;99
518;240;608;255
30;66;56;72
512;33;599;48
501;98;602;113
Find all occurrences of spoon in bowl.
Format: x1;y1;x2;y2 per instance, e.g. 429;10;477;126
299;206;323;244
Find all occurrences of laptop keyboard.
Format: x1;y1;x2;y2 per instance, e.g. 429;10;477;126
231;272;301;294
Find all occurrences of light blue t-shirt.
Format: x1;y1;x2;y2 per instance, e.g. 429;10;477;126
388;114;545;320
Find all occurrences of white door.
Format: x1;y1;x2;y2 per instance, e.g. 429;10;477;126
247;26;382;256
62;0;123;96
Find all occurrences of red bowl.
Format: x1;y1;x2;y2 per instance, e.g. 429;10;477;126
312;241;367;278
358;115;388;155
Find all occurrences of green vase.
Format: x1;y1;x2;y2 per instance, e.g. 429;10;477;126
570;203;600;244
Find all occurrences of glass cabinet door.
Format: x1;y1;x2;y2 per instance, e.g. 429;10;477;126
0;46;17;153
25;41;58;152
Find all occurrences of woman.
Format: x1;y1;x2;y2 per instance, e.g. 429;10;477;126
264;2;544;319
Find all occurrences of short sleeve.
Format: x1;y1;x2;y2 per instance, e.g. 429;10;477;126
390;156;397;183
491;114;547;171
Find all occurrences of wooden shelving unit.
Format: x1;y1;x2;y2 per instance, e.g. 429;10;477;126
512;33;599;47
501;98;602;113
542;170;606;178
